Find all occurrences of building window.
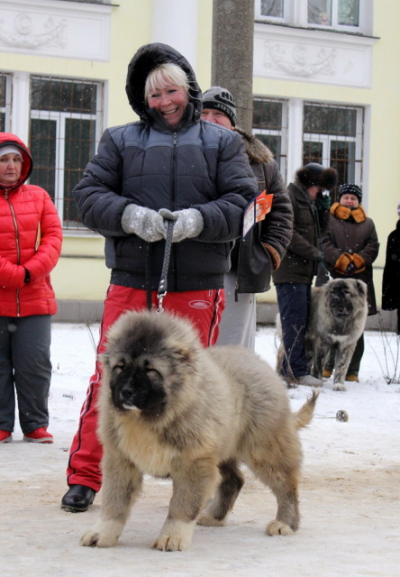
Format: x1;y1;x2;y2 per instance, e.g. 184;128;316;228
252;97;364;194
29;77;103;231
256;0;286;20
303;102;364;190
252;98;288;178
255;0;366;33
0;74;11;132
308;0;360;29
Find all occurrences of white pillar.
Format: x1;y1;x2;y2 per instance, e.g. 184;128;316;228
287;98;304;181
151;0;199;69
11;72;30;143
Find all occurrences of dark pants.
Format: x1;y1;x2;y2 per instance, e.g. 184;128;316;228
326;333;365;376
0;315;52;433
276;282;311;378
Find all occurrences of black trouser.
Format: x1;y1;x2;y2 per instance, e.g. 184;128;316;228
0;315;52;433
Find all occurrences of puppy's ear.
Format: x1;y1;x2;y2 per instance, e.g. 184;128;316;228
355;280;367;297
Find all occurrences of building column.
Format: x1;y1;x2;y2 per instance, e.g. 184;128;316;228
151;0;199;69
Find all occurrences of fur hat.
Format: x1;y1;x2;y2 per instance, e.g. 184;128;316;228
296;163;338;192
338;183;362;203
202;86;237;126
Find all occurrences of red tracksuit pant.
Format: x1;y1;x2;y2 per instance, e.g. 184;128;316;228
66;285;225;492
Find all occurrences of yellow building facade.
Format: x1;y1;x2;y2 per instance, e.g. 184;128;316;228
1;0;398;322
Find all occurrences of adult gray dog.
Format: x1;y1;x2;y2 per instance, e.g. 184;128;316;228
305;278;368;391
80;310;318;552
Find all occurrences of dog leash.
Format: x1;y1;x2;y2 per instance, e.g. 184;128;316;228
156;216;175;314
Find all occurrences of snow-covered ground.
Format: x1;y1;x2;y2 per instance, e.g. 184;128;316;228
1;323;400;577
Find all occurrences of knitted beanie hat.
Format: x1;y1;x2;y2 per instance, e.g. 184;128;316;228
202;86;237;126
338;183;362;202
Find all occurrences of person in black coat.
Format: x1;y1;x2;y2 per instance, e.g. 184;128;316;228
382;214;400;334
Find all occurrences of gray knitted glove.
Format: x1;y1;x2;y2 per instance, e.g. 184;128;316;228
158;208;204;243
121;204;164;242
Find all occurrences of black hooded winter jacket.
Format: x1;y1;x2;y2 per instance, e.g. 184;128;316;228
73;43;257;292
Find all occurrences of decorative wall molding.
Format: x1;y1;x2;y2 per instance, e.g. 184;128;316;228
254;23;377;88
0;0;113;61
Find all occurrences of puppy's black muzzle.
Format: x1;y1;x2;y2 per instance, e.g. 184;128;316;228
330;292;353;317
111;366;166;416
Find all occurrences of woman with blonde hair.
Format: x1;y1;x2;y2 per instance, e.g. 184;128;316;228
61;43;257;512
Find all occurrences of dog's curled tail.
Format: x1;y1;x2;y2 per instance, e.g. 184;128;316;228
293;390;319;430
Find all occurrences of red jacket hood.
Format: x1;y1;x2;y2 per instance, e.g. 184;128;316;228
0;132;33;191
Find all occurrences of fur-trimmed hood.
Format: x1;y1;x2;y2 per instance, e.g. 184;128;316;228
125;43;202;124
234;126;274;164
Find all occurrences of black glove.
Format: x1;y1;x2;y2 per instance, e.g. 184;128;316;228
345;262;356;276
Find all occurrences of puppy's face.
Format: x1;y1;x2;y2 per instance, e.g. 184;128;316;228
329;282;354;317
107;354;167;416
328;279;366;317
100;314;197;420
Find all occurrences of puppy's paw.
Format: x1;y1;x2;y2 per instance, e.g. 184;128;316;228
266;520;294;536
153;519;195;552
333;383;347;392
197;513;226;527
81;520;123;548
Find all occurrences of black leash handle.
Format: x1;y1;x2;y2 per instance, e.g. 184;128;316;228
156;217;174;314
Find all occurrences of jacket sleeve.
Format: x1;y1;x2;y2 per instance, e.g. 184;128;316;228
357;219;379;265
259;160;293;259
73;128;132;237
194;131;257;242
22;190;63;281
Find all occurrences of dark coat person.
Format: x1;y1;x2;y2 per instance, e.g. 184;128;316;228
201;86;293;350
321;183;379;381
273;163;337;386
382;219;400;334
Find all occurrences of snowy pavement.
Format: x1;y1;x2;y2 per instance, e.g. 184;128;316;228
1;323;400;577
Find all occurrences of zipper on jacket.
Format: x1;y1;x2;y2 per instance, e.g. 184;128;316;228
171;131;178;288
4;190;21;316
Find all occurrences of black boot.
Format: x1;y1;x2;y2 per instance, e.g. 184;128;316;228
61;484;96;513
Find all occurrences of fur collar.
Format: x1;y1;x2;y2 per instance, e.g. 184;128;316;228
330;202;367;223
234;127;274;164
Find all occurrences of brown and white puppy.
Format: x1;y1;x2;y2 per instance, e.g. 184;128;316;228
81;310;317;551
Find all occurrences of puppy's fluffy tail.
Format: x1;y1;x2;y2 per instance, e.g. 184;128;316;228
293;390;319;429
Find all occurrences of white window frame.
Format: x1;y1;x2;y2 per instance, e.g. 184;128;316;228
0;73;12;132
254;0;373;35
3;72;104;232
255;0;288;23
252;97;289;181
302;103;363;174
307;0;363;33
29;109;101;223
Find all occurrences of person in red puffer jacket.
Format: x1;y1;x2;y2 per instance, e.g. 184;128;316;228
0;132;62;444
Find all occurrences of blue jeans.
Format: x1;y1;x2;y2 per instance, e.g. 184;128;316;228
276;283;311;378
